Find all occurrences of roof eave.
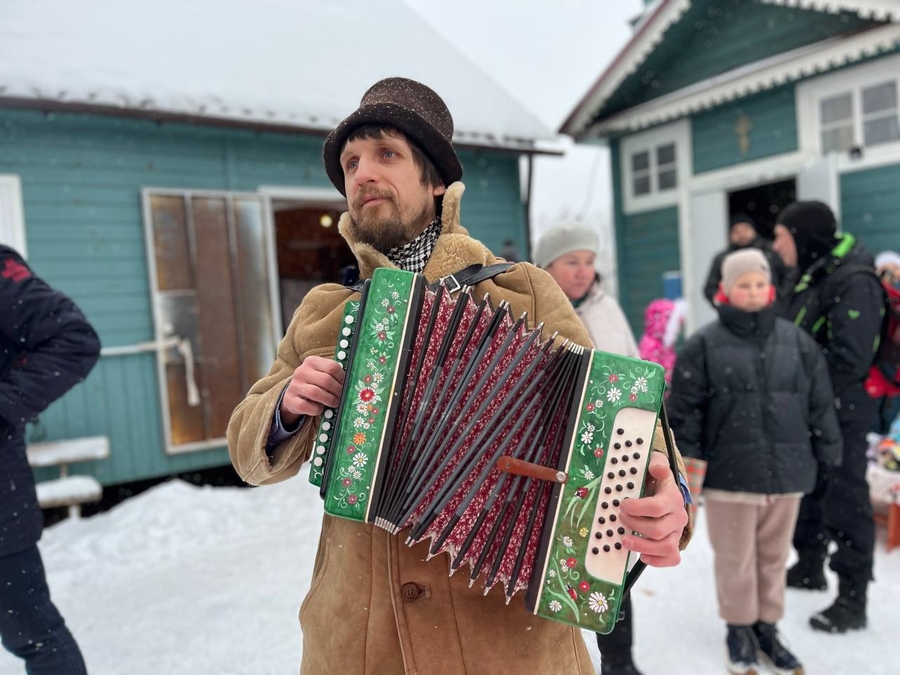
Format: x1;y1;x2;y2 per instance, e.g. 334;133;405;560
0;97;562;156
573;22;900;142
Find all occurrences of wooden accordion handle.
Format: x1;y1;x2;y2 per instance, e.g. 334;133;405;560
495;456;567;484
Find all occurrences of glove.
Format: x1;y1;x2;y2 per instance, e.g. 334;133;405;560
810;464;832;501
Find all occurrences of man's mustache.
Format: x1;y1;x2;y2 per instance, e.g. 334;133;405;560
353;189;395;211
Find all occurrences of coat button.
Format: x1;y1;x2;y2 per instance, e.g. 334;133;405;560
401;582;422;602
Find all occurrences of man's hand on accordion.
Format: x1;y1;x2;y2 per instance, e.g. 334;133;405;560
617;452;689;568
280;355;345;427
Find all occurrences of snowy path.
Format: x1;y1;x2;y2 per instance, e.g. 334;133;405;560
0;479;896;674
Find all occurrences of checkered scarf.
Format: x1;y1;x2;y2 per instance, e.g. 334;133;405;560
386;217;442;273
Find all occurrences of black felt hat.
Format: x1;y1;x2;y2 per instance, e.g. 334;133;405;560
323;77;463;196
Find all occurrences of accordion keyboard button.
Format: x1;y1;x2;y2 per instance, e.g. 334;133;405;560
584;406;656;584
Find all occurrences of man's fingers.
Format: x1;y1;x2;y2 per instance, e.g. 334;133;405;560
621;529;682;567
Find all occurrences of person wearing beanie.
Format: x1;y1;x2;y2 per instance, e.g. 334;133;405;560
667;247;841;675
535;223;639;359
226;78;692;675
772;200;884;634
703;213;788;307
535;222;641;675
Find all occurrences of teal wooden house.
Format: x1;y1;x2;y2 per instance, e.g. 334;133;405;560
0;0;556;489
562;0;900;333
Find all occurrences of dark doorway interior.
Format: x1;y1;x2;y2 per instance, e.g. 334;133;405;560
274;202;356;331
728;178;796;241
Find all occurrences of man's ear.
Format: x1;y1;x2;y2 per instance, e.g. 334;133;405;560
432;183;446;198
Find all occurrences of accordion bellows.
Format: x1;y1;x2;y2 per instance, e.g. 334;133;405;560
310;268;665;634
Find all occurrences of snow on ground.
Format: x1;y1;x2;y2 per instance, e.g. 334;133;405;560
0;479;896;674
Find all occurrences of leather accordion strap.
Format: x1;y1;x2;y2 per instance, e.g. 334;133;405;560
345;262;514;294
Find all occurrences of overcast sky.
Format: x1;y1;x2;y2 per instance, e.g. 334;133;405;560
408;0;645;232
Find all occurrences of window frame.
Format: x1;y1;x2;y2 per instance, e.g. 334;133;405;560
620;120;691;215
798;53;900;171
142;187;281;455
0;175;27;258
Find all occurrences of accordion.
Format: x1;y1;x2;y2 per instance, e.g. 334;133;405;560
308;268;666;634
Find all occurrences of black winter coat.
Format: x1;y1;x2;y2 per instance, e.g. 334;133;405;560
667;303;842;494
0;246;100;556
781;234;883;427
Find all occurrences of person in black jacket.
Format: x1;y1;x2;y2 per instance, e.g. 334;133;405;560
704;214;789;307
668;249;842;675
771;201;884;634
0;245;100;674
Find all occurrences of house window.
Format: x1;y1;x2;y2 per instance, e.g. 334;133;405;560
620;121;689;215
862;81;900;147
815;78;900;155
143;190;278;454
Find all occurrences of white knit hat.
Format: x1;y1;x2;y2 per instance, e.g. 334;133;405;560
721;248;771;296
534;223;599;268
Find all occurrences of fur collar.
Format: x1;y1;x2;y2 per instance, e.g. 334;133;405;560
337;182;494;283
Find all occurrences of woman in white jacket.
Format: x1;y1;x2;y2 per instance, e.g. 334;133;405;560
534;223;638;357
534;222;642;675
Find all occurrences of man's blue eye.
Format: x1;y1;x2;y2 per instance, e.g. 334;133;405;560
384;150;395;158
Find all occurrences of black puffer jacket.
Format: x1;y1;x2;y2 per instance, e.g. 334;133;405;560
667;303;842;494
0;246;100;556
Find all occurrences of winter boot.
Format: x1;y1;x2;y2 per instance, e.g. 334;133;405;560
725;624;759;675
786;555;826;591
809;579;867;633
752;622;804;675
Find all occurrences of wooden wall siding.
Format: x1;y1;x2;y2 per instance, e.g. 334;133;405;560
692;85;798;174
1;108;525;485
840;163;900;256
611;141;681;334
598;0;879;119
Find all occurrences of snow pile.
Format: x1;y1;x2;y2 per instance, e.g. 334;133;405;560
0;478;896;674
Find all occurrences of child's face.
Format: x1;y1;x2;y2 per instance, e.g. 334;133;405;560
728;271;772;312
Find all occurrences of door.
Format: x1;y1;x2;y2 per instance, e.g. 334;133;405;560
0;175;26;256
797;154;841;225
687;189;728;332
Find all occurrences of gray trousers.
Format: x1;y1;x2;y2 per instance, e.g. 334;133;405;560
705;496;801;625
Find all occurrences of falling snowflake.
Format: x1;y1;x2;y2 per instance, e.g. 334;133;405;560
561;536;573;547
607;387;622;403
588;592;609;614
549;600;562;613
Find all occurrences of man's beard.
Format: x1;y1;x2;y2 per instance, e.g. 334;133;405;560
350;189;431;252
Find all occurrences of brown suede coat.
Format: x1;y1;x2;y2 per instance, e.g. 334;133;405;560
227;183;692;675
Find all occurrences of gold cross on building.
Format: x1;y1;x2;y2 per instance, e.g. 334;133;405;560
734;114;753;155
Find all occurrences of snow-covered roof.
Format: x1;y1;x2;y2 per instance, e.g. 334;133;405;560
560;0;900;139
0;0;555;152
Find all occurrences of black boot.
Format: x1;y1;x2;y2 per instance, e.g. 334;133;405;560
809;579;867;633
725;624;759;675
786;555;827;591
752;622;804;675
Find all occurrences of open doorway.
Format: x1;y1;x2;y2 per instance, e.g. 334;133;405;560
727;178;796;241
272;199;355;331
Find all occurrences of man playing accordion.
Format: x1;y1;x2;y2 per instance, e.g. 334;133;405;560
227;77;692;675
